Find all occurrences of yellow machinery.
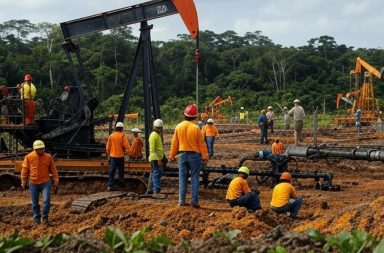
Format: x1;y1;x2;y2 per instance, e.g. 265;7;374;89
335;57;382;125
203;96;233;123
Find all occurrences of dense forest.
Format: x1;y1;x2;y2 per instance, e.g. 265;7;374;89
1;19;384;122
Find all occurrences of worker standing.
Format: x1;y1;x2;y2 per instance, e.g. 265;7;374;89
20;74;37;125
272;139;284;155
106;122;130;191
239;107;246;124
148;119;165;194
258;109;268;144
169;104;209;208
129;127;144;160
266;106;276;133
355;109;362;133
226;166;261;212
201;118;219;159
283;107;290;130
288;99;305;145
21;140;59;225
270;172;302;219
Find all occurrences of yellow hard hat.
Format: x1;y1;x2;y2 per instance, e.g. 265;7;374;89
33;140;45;150
238;166;250;175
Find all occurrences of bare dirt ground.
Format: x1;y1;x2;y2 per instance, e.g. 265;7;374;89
1;125;384;251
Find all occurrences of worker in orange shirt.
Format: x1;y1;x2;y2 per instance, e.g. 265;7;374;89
270;172;302;219
106;122;130;191
129;127;143;160
21;140;59;225
226;166;261;212
20;73;37;125
201;118;219;158
169;104;209;208
271;139;284;155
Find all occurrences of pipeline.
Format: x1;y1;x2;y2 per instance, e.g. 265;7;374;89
287;146;384;162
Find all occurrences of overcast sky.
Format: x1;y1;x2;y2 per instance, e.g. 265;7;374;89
0;0;382;49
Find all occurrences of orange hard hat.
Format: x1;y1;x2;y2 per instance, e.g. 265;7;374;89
184;104;198;117
24;74;32;81
280;172;292;182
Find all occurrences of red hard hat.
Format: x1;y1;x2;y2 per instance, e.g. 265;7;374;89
24;74;32;81
184;104;198;117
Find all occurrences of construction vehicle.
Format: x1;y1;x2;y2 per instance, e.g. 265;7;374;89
0;0;200;191
335;57;382;126
203;96;233;123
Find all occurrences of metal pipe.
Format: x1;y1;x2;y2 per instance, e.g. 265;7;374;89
287;146;384;162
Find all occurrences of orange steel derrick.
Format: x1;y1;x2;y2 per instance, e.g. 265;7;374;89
336;57;382;125
204;96;233;122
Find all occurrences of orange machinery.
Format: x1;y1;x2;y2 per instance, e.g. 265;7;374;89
203;96;233;123
335;57;382;125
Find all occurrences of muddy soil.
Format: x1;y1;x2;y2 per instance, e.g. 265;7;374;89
1;125;384;252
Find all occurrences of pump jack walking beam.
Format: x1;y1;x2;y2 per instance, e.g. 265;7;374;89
60;0;199;159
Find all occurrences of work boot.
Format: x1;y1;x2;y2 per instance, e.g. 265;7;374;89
42;219;50;226
34;220;41;226
191;203;200;209
107;187;113;192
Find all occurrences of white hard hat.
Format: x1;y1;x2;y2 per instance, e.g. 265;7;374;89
267;106;273;110
283;107;288;110
240;106;244;110
153;119;164;127
115;122;124;128
33;140;45;150
294;99;300;103
207;118;214;123
357;109;361;112
131;127;141;133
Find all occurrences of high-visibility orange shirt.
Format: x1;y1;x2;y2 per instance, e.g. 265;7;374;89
272;142;284;154
21;151;59;185
129;136;143;159
106;131;130;158
226;177;251;200
169;120;209;160
270;182;298;208
201;124;219;137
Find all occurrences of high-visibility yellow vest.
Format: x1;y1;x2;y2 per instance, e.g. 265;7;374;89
21;82;36;99
239;112;245;120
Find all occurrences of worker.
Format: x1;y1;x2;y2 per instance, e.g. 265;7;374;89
258;109;268;144
20;73;37;125
148;119;165;194
106;122;130;191
272;139;284;155
201;118;219;159
129;127;143;160
266;106;276;133
355;109;362;133
169;104;209;208
239;107;246;124
270;172;302;219
226;166;261;212
21;140;59;225
288;99;305;145
283;107;290;130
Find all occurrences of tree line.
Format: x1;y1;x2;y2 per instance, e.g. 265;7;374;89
1;19;384;123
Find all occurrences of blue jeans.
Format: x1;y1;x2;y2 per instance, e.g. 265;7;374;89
260;124;268;143
205;136;215;157
29;181;51;223
108;157;125;189
271;197;302;218
178;152;202;205
150;160;163;193
228;192;261;211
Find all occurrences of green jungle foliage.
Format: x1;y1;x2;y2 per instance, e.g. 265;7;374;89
1;20;384;124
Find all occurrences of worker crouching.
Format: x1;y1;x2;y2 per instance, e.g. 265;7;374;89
270;172;302;218
226;166;261;212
